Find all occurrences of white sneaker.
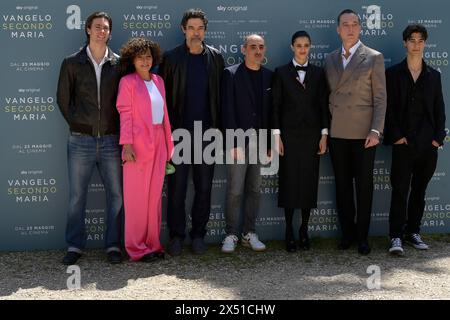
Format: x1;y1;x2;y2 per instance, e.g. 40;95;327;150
221;235;238;253
389;238;404;255
241;232;266;251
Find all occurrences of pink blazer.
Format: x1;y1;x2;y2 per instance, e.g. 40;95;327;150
116;72;174;162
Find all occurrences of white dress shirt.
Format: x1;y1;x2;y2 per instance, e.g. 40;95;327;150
86;46;109;108
292;58;308;84
341;40;361;69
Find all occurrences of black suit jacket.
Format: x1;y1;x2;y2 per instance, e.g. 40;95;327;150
272;62;329;133
383;59;446;147
221;63;273;132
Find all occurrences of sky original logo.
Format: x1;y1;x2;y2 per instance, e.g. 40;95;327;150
217;5;248;12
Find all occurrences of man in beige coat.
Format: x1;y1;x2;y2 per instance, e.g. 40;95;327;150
325;9;386;255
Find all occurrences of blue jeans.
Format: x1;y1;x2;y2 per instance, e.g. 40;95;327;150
66;133;123;252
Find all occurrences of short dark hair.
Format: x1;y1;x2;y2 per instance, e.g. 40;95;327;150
291;30;311;45
85;11;112;43
402;24;428;42
337;9;360;25
181;8;208;30
119;38;162;76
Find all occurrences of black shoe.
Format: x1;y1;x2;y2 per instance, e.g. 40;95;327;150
358;242;371;255
62;251;81;265
168;237;183;256
299;232;310;251
107;251;123;264
338;239;352;250
192;238;207;255
155;252;165;259
285;231;297;253
140;252;158;263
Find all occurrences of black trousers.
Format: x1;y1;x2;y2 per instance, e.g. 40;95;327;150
167;133;215;240
329;138;376;243
389;144;438;238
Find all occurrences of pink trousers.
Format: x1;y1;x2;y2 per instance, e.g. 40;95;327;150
123;125;167;261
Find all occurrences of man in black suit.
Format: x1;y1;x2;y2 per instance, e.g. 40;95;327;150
220;34;273;253
384;24;446;255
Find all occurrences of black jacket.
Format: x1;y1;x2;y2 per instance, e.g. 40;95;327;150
221;63;273;131
57;45;121;136
158;42;224;129
272;62;329;133
383;59;446;147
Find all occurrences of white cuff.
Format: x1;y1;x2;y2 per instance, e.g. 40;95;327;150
321;128;329;135
272;129;281;135
371;129;380;137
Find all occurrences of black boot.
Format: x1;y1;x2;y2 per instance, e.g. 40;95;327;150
298;230;310;250
299;208;311;250
285;229;297;252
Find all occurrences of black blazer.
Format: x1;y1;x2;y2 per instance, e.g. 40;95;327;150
221;63;273;131
383;59;446;147
272;62;329;133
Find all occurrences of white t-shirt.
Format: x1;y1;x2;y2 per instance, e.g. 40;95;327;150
144;80;164;124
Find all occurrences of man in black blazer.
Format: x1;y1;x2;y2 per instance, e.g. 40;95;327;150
384;24;446;255
220;34;273;253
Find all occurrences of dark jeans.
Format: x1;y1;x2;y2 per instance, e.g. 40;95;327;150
167;134;214;240
389;144;438;238
329;138;376;243
66;133;123;252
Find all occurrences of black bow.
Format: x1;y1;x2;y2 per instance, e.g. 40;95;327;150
295;65;308;72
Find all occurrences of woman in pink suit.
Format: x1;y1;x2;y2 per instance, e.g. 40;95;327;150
117;38;174;262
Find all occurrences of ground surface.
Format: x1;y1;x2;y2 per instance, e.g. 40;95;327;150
1;235;449;300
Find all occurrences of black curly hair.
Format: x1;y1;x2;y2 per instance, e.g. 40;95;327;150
119;37;162;76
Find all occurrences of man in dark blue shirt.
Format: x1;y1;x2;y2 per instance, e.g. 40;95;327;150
159;8;224;256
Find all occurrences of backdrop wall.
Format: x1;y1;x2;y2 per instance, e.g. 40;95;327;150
1;0;449;251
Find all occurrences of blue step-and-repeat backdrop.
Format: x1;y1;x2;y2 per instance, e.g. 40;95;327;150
1;0;449;251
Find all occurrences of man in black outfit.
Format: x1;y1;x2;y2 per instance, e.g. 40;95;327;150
220;34;273;253
159;8;224;256
384;24;446;255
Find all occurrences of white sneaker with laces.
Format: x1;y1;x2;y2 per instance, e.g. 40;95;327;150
241;232;266;251
221;235;238;253
389;237;404;255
